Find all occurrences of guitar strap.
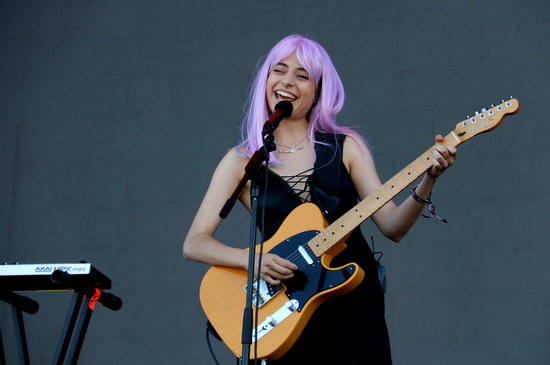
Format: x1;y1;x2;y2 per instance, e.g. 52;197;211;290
308;175;340;219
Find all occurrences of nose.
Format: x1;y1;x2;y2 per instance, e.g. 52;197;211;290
281;73;294;87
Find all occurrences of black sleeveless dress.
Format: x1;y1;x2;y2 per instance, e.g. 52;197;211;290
255;133;393;365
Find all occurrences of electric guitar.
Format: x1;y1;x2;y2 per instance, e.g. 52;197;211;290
200;98;520;360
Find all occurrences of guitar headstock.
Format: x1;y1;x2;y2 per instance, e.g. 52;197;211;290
452;98;520;143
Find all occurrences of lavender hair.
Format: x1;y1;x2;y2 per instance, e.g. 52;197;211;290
237;34;359;159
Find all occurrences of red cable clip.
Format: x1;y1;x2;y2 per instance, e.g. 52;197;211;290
88;288;102;310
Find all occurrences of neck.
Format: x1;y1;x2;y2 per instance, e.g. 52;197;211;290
273;118;309;144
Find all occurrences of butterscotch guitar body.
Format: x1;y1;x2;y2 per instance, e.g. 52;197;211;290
199;203;365;360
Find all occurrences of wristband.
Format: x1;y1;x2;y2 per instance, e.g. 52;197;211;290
410;185;448;223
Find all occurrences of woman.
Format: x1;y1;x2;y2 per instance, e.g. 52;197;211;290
183;34;456;364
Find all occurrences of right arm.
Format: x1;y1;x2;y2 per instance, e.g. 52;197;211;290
182;149;296;284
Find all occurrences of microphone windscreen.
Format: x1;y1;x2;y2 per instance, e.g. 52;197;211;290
275;100;293;118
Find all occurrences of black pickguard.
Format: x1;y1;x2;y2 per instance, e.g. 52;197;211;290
268;230;357;311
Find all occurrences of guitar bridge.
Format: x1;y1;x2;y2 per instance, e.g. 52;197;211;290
253;299;300;342
244;279;282;308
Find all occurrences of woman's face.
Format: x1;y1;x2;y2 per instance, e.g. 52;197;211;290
265;53;317;122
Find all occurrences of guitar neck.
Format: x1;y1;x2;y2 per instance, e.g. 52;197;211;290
306;97;520;257
307;132;461;257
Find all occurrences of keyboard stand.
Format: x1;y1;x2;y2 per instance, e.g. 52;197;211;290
0;266;121;365
0;291;37;365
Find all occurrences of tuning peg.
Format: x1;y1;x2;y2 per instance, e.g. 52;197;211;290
509;95;514;99
481;108;487;112
501;99;505;103
466;115;471;119
475;111;480;115
491;103;495;107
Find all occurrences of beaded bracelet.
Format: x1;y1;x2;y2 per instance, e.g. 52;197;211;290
410;185;448;223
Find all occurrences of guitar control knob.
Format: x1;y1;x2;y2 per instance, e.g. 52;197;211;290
285;300;299;311
266;316;278;326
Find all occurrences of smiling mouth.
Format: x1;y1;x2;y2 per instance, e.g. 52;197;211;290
275;90;297;101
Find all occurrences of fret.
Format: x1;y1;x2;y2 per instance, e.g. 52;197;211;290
407;163;419;179
309;237;324;256
399;171;411;184
347;210;362;225
450;131;461;144
382;183;393;197
337;219;350;236
328;221;344;237
367;195;381;209
315;232;331;250
377;188;391;203
354;204;368;220
418;151;432;170
389;177;402;190
359;201;373;215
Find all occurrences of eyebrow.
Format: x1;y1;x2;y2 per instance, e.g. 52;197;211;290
276;62;309;73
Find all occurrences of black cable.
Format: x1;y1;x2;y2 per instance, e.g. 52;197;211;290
370;235;387;294
370;235;383;263
205;326;221;365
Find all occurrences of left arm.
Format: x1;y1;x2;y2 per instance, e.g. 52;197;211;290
343;134;456;242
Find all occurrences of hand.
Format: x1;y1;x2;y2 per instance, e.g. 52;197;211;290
428;134;457;178
255;253;297;285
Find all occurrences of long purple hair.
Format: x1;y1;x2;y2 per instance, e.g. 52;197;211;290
238;34;356;159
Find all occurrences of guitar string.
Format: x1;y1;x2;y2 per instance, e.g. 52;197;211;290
266;113;508;282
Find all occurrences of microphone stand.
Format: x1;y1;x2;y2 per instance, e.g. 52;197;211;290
220;122;279;365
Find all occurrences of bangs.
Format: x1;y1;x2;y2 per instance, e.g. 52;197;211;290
266;38;323;85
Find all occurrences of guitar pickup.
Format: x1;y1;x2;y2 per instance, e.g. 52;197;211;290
244;279;283;308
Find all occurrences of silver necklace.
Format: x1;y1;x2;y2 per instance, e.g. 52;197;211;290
276;135;309;153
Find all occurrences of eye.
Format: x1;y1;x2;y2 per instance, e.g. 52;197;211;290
297;74;310;80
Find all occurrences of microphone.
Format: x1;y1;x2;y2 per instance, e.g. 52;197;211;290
262;100;293;136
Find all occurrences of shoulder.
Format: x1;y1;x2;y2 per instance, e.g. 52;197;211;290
213;147;249;180
342;131;373;169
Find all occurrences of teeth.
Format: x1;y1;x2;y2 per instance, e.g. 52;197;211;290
275;90;297;100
